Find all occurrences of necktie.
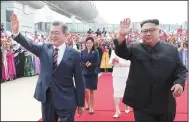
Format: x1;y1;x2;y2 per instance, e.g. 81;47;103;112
53;48;59;71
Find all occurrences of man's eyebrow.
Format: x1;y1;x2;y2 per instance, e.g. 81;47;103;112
141;28;157;30
51;31;60;33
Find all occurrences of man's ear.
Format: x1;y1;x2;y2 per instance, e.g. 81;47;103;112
64;33;69;41
64;33;68;37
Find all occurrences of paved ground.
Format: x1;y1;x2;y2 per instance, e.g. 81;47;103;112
1;76;41;121
1;74;103;121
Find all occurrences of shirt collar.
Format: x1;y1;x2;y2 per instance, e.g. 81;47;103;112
53;43;66;50
142;41;161;53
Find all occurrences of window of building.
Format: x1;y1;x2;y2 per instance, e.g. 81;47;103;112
89;23;96;31
77;24;83;33
6;9;13;22
46;23;51;30
38;22;42;30
83;24;90;33
45;23;47;30
35;24;38;31
70;24;77;33
6;22;11;32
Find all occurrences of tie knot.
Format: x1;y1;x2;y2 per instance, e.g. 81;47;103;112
54;48;59;52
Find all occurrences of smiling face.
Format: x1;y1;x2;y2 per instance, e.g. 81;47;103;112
85;37;95;51
86;39;94;50
140;23;161;46
49;25;66;47
49;21;67;47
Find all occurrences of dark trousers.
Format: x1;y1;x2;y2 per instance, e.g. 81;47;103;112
133;109;176;122
41;89;76;121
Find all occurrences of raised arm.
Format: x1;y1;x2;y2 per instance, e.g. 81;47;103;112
114;39;132;60
114;18;133;60
13;33;43;57
11;13;42;57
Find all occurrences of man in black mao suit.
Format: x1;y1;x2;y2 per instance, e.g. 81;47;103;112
114;18;187;122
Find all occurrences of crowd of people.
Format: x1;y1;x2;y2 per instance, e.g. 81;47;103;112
1;25;188;83
0;13;187;122
1;32;40;82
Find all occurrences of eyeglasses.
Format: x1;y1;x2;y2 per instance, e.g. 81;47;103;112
50;31;60;36
141;28;158;34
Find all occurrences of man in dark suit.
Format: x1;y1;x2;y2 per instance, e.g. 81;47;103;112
10;13;85;121
114;18;187;122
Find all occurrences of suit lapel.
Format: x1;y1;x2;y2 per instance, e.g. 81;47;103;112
53;46;71;73
62;46;71;63
47;44;53;72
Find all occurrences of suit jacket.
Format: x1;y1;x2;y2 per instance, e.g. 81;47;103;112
80;49;99;76
108;50;130;78
14;33;85;109
114;39;186;114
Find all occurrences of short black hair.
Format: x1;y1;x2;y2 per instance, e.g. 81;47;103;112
85;36;95;51
140;19;159;28
51;21;68;33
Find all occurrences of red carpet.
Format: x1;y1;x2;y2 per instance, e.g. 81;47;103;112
39;73;188;121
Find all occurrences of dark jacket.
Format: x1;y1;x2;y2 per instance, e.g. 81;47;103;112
13;33;85;109
114;39;186;114
80;49;99;76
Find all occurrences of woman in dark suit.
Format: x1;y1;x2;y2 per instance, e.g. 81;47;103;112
81;37;99;114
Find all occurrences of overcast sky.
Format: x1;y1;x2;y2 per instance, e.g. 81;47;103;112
35;1;187;24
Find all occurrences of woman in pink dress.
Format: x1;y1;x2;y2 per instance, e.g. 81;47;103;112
1;40;9;80
2;49;9;80
7;41;16;80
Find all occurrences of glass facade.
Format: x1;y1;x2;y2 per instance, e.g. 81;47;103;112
6;9;13;32
46;23;51;30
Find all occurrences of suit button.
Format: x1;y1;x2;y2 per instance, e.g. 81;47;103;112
153;65;156;68
153;85;157;87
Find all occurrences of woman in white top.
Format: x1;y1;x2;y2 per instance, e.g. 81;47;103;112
108;48;130;118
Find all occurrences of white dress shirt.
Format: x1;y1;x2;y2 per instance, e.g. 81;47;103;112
53;43;66;65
